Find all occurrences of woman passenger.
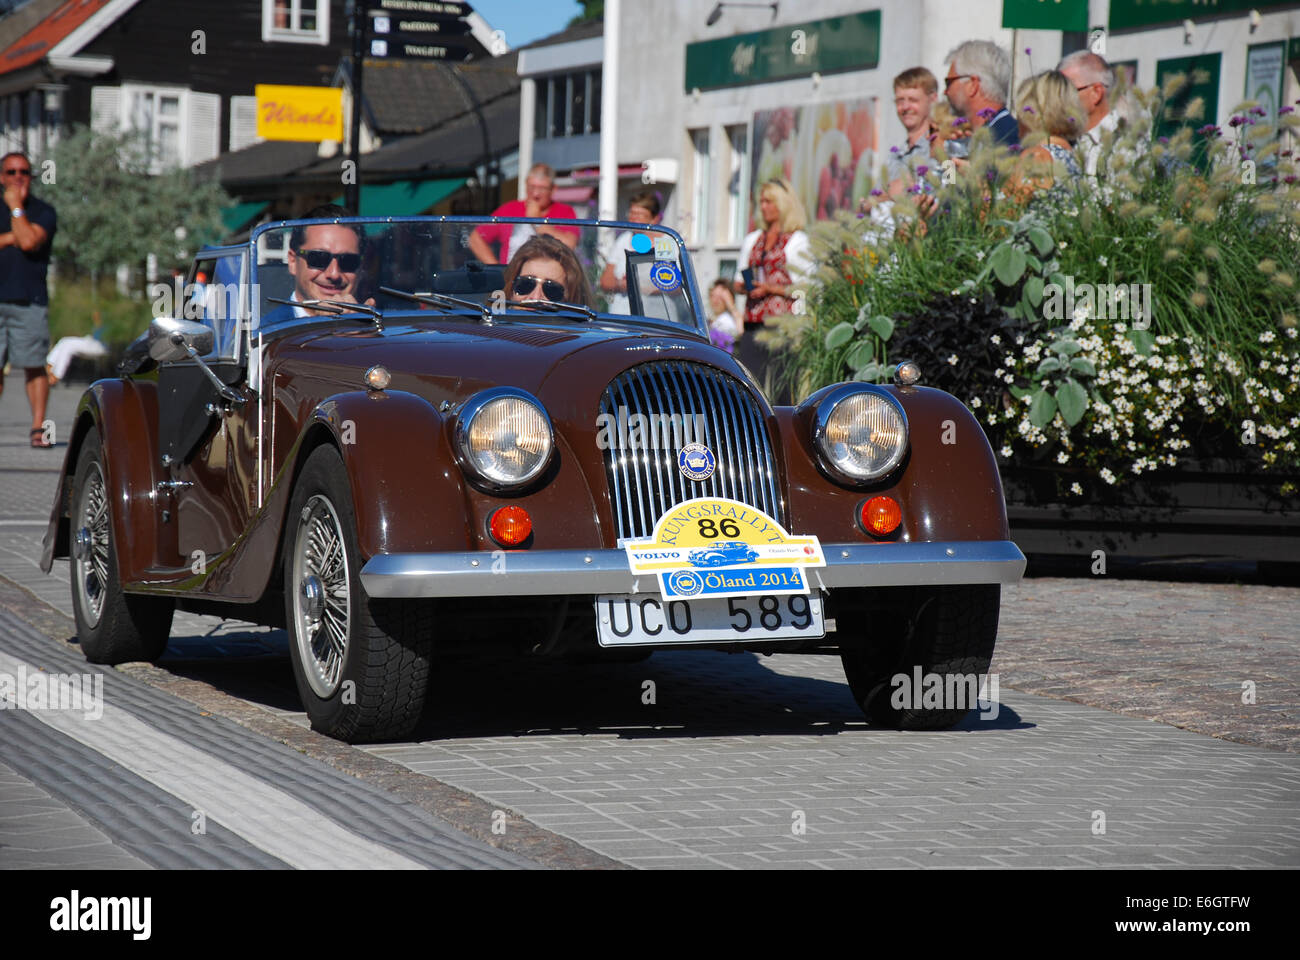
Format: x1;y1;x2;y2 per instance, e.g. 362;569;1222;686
502;234;594;307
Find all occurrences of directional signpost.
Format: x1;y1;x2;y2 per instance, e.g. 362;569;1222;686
367;4;474;61
346;0;482;212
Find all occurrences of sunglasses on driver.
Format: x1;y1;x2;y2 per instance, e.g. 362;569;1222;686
297;249;362;272
513;274;566;301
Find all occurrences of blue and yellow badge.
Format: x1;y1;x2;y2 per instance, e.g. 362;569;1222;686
677;442;715;481
623;497;825;598
649;261;682;293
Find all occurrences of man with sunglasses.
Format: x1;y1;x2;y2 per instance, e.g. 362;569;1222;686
943;40;1018;151
0;151;57;448
263;204;369;325
1058;50;1138;178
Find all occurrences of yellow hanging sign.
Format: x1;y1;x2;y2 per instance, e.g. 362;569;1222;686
255;84;344;142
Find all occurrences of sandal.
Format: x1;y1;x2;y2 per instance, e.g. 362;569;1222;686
30;427;53;449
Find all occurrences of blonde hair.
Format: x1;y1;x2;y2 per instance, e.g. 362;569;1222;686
759;178;807;233
1016;70;1086;142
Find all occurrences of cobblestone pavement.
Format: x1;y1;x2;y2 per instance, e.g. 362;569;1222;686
3;378;1298;869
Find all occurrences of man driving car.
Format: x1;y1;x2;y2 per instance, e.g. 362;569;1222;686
263;205;368;324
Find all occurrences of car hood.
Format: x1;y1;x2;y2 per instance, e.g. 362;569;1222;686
262;317;759;419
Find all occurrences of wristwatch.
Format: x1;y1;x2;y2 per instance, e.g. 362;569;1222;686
10;208;23;219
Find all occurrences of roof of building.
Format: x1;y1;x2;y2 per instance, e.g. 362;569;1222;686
326;87;520;178
0;0;115;75
362;51;519;135
518;19;602;51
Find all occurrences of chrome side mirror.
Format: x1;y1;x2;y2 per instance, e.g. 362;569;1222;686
148;317;214;363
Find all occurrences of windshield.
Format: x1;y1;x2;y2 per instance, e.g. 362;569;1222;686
250;217;701;333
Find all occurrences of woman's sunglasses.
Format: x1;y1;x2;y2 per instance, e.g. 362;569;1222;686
513;274;565;301
297;249;362;272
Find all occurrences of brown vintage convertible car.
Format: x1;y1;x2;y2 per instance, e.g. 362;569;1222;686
42;215;1024;742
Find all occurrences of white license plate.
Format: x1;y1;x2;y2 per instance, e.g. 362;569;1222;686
594;593;825;647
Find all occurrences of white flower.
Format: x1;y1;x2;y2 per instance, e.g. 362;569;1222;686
1099;467;1116;485
990;334;1001;345
1069;482;1083;495
1058;241;1068;250
999;445;1013;458
1259;331;1276;343
976;250;986;261
1098;255;1108;267
969;397;982;408
947;354;959;365
1056;451;1069;464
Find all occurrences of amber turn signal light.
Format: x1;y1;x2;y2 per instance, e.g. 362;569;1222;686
489;506;532;546
860;496;902;537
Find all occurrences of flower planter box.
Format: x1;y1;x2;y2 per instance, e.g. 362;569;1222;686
1003;462;1300;563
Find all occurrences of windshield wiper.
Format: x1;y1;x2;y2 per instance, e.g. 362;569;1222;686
505;298;597;322
317;299;384;333
267;296;385;333
380;285;492;323
267;296;345;315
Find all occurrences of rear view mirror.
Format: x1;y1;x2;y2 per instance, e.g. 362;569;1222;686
148;317;214;363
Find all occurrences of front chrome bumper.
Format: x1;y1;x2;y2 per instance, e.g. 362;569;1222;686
359;540;1026;599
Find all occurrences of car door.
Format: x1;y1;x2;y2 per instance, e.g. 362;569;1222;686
156;247;258;589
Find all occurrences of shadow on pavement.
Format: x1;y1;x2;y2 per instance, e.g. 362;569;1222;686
140;631;1033;742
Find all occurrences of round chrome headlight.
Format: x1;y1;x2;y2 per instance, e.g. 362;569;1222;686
454;388;554;489
812;385;909;484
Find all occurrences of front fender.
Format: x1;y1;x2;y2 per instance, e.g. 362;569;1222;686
41;380;165;580
778;384;1009;544
309;389;472;558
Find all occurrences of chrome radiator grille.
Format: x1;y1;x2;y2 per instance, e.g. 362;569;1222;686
599;361;785;541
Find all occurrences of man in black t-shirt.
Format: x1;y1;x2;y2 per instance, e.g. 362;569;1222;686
0;151;57;447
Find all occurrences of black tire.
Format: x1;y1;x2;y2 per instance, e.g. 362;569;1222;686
70;429;174;663
841;584;1000;730
283;445;433;743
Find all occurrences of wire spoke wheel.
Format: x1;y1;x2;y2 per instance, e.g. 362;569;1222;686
291;494;352;698
72;461;110;628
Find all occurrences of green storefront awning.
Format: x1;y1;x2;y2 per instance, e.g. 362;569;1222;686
333;178;466;217
221;200;269;232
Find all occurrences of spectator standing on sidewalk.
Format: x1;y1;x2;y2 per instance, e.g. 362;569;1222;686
885;67;941;197
0;151;57;448
469;162;579;265
943;40;1019;152
1057;50;1142;178
733;178;811;398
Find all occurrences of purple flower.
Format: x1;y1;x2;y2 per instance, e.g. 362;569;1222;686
1285;176;1298;185
890;145;900;154
952;116;968;125
916;165;930;176
986;170;997;181
1229;116;1246;127
1158;136;1169;144
1021;105;1035;114
1250;106;1268;116
870;188;884;197
1196;124;1219;136
1024;47;1032;55
977;107;997;121
1281;106;1296;115
709;326;736;353
1008;144;1022;154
